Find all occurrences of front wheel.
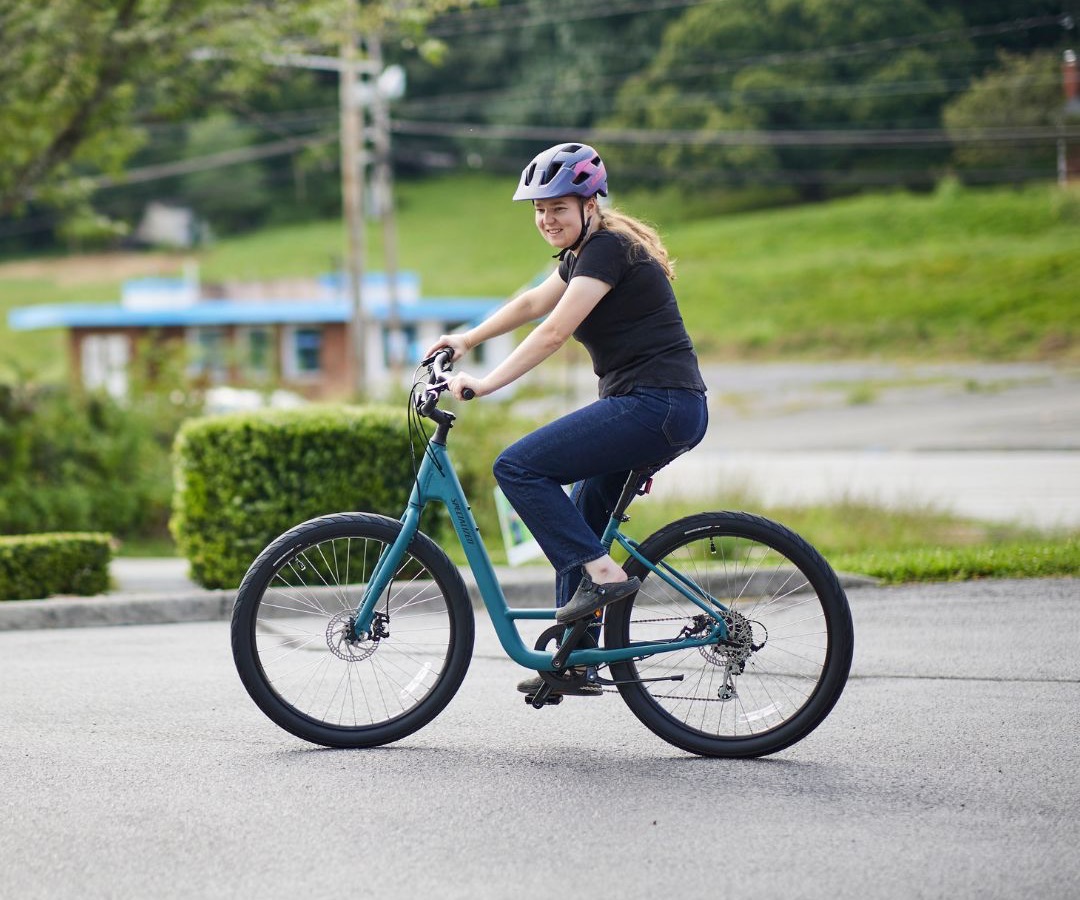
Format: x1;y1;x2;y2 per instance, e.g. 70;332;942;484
605;512;853;758
231;513;474;748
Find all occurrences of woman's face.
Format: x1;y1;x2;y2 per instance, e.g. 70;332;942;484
533;196;594;250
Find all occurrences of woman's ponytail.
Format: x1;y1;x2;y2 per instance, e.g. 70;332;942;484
595;207;675;280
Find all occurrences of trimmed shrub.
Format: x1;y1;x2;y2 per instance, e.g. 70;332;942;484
171;405;429;589
0;533;112;601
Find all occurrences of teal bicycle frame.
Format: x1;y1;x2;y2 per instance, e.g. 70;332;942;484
352;430;730;672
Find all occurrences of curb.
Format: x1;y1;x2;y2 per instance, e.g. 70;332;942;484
0;570;558;632
0;570;879;632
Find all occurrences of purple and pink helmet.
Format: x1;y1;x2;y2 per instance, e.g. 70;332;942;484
513;143;608;201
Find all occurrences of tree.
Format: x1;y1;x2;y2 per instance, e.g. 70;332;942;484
394;0;687;169
943;50;1065;179
0;0;485;235
601;0;973;196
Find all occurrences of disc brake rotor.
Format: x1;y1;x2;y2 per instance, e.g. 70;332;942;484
326;610;378;662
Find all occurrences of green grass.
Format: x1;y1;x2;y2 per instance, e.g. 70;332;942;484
832;539;1080;584
3;175;1079;381
662;181;1080;361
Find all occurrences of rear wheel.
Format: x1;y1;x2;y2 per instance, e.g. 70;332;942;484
231;513;474;748
605;511;853;758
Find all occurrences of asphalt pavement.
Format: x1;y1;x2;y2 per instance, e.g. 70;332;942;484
0;578;1077;899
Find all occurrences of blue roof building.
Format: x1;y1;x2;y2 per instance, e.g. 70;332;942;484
7;272;506;398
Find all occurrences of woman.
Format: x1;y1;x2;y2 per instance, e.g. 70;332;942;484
426;142;708;697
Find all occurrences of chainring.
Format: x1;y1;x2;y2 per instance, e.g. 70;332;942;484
533;624;598;691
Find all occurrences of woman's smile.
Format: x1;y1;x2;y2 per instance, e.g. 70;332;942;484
533;197;583;249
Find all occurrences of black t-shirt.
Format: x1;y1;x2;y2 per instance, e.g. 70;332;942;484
558;229;707;398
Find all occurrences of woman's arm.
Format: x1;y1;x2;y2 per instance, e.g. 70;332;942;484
424;269;567;360
446;274;611;399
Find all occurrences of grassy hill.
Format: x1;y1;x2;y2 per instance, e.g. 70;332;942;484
2;174;1078;381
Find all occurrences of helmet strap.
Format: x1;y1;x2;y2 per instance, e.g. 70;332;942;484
553;199;592;261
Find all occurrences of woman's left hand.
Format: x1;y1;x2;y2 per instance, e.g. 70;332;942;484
444;371;489;401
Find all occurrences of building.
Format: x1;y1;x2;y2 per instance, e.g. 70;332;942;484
7;271;509;399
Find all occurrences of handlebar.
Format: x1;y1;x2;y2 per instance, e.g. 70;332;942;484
415;349;474;419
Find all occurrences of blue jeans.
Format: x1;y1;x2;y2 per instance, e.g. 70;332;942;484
493;388;708;608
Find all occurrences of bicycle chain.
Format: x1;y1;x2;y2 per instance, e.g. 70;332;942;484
599;615;736;701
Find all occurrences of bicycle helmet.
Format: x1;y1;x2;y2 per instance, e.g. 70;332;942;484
513;143;608;202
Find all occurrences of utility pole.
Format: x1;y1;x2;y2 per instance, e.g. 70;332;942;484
340;4;368;394
1063;50;1080;187
369;35;402;381
196;15;390;394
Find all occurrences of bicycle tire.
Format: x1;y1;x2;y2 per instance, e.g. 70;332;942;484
604;511;853;758
231;512;474;748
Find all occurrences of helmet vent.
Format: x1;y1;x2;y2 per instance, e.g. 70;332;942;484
564;143;582;153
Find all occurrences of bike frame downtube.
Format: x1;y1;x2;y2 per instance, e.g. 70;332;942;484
355;440;728;668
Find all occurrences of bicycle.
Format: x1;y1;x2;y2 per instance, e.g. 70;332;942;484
231;350;854;758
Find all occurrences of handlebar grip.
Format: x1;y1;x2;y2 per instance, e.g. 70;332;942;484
461;388;475;401
431;348;454;377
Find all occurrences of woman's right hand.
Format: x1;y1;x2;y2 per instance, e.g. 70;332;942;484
425;333;470;362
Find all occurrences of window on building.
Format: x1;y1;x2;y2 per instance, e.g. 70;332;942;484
240;326;273;380
382;324;419;367
188;326;229;382
81;334;129;399
282;325;323;380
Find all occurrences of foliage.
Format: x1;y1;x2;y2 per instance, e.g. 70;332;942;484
399;1;683;137
0;1;302;219
0;379;188;539
943;50;1066;176
175;114;273;235
0;0;487;242
170;405;430;588
0;533;112;601
602;0;970;196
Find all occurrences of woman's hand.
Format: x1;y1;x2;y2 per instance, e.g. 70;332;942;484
424;333;470;362
445;371;489;401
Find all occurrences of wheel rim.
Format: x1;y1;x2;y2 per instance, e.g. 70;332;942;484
622;530;834;741
249;533;455;730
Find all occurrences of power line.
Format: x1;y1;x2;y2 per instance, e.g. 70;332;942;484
401;15;1067;112
39;131;338;198
655;13;1072;79
400;74;1065;119
425;0;712;36
391;119;1080;148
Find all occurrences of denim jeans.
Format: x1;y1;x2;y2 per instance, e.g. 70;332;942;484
493;387;708;608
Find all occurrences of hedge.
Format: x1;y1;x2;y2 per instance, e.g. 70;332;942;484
171;405;431;589
0;533;112;601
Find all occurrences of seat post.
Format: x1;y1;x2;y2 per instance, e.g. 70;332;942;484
611;468;655;522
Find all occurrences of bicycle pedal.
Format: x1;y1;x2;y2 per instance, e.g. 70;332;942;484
525;693;563;708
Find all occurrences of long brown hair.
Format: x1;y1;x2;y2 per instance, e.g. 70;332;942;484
595;206;676;280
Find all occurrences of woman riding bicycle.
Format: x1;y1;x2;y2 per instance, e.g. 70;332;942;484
426;143;708;694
